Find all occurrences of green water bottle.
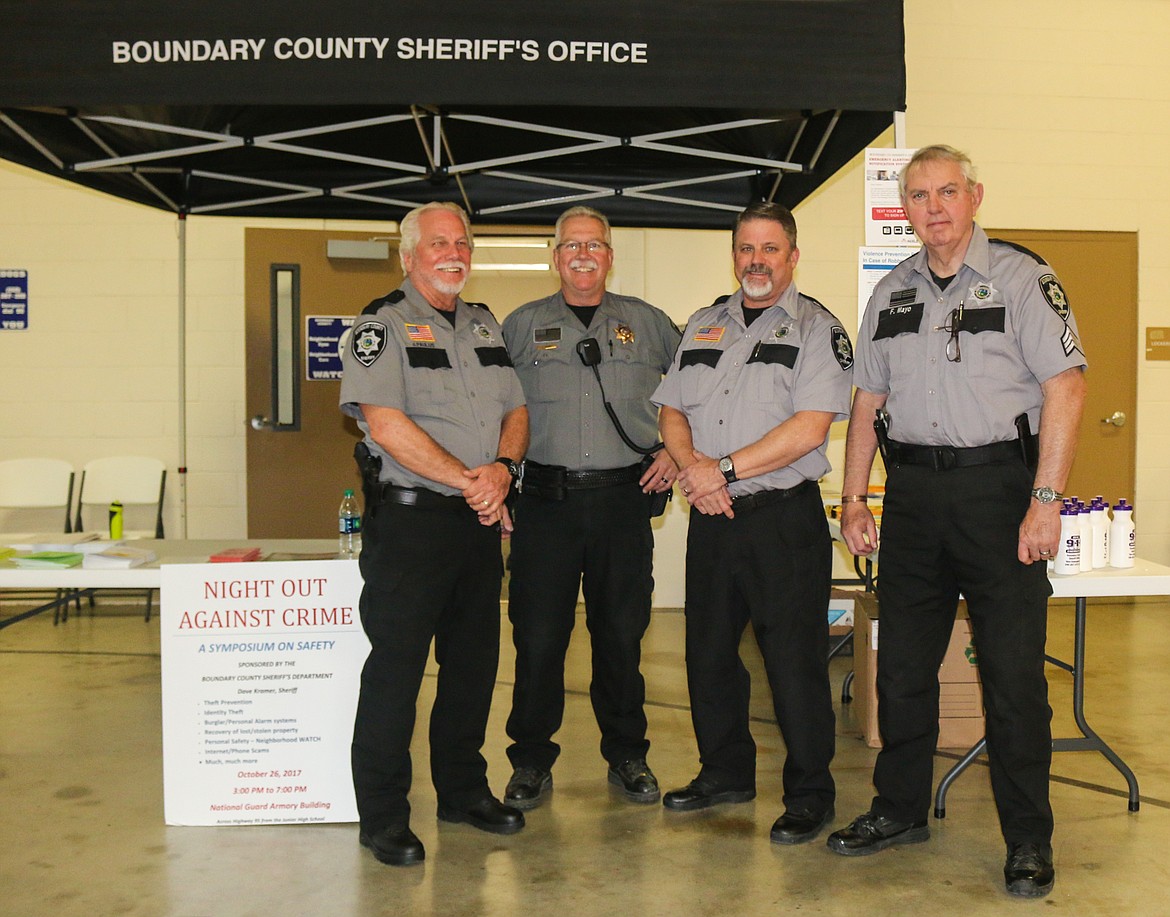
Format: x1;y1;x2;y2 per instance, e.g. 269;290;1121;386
109;501;124;540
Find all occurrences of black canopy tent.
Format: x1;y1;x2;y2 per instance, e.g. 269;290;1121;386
0;1;906;228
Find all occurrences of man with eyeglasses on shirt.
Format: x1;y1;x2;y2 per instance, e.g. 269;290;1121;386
827;145;1087;899
500;206;681;811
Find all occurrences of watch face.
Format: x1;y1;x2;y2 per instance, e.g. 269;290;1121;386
719;457;733;472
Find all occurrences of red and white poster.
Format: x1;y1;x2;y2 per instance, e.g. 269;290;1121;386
864;148;918;246
160;559;368;826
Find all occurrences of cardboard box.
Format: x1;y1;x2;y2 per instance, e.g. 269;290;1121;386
828;587;858;637
851;592;985;749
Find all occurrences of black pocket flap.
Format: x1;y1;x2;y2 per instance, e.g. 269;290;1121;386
957;307;1006;335
747;343;799;367
873;303;924;340
475;346;514;368
406;347;452;369
680;348;721;369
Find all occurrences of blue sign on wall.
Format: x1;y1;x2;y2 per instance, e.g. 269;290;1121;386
1;270;29;330
307;316;355;380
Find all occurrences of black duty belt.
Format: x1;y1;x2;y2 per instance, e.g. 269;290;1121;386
373;483;470;514
521;460;642;500
887;437;1030;471
730;479;816;512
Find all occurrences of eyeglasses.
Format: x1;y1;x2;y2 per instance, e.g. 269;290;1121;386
556;240;610;254
935;302;965;363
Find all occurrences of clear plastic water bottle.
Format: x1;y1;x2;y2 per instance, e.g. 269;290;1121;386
338;488;362;559
1109;499;1135;568
1089;498;1110;568
1053;504;1081;575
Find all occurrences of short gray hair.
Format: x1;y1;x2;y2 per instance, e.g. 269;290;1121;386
898;145;979;200
398;201;473;269
553;206;613;248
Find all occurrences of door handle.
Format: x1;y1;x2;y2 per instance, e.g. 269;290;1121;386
1100;411;1127;427
250;415;273;431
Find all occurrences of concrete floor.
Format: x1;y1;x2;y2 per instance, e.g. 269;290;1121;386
2;594;1168;916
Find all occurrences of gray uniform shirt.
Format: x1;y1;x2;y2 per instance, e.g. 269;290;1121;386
854;224;1087;447
502;291;681;469
339;278;526;495
652;283;854;496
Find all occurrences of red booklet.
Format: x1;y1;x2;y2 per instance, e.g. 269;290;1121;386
208;547;263;563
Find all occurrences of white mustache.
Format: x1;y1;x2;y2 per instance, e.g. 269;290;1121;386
569;258;598;272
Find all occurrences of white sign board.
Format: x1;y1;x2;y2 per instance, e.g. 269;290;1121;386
160;559;368;826
864;148;918;246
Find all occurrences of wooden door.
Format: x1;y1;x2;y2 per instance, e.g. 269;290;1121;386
244;228;401;538
244;226;559;538
987;229;1138;506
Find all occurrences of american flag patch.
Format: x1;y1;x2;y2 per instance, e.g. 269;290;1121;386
405;323;435;343
693;326;725;342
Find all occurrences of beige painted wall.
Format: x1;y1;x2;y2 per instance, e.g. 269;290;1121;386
1;0;1168;601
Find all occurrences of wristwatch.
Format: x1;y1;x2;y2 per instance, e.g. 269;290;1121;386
718;455;737;484
495;457;520;482
1030;485;1063;504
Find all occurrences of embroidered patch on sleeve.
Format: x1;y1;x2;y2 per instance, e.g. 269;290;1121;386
1038;274;1070;320
351;321;387;366
831;326;854;370
1061;324;1083;358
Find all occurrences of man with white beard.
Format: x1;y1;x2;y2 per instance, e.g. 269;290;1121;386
650;202;853;845
341;201;529;866
501;206;681;811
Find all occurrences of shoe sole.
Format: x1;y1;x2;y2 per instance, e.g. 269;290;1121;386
1006;877;1054;899
826;825;930;857
607;771;661;804
436;805;525;835
359;831;425;867
662;789;756;812
769;809;835;846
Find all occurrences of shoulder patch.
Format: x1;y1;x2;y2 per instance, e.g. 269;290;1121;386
1038;273;1070;319
989;238;1047;265
830;326;854;371
361;289;405;315
351;320;388;366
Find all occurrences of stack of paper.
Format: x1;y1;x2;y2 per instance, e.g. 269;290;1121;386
6;533;104;553
10;551;84;568
82;546;158;569
209;547;263;563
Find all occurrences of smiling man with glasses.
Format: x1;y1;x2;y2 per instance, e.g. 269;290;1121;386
501;206;681;812
829;145;1088;899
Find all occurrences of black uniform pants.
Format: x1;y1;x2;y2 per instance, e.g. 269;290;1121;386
683;482;836;811
351;499;503;832
506;483;653;771
871;459;1054;844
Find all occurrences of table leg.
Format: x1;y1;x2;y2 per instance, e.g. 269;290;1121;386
933;595;1140;817
0;588;94;630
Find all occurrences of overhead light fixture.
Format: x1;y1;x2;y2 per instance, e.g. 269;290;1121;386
326;239;390;260
471;263;551;272
474;237;551;249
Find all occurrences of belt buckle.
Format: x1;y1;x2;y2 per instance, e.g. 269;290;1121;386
932;448;957;472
